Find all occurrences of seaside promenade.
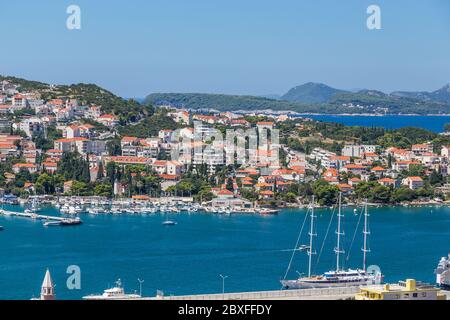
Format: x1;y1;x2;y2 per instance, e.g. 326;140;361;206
142;287;360;300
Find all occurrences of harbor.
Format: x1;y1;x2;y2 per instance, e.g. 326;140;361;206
1;204;450;299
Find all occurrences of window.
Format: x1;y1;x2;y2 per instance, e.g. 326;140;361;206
413;293;418;298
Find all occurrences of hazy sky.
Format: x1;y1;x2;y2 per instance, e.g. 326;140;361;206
0;0;449;97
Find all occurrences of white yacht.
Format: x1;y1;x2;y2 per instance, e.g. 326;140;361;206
281;195;383;289
83;279;141;300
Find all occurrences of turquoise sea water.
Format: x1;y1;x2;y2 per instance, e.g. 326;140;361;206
1;205;450;299
307;115;450;133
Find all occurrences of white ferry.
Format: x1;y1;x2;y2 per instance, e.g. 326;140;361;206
82;279;141;300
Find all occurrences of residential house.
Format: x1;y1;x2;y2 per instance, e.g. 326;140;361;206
402;176;424;190
12;163;38;174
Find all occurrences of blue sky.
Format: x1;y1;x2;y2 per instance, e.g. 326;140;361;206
0;0;449;97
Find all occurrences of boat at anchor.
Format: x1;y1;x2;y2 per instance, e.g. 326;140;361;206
281;194;383;289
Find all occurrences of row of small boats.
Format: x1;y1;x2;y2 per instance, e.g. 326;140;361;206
56;203;278;216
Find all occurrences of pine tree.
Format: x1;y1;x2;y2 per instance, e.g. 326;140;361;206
97;161;104;180
226;177;234;191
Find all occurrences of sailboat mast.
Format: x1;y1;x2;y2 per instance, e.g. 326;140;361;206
308;196;316;278
335;192;344;272
362;200;370;272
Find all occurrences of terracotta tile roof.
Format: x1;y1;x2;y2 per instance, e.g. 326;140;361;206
371;166;386;171
218;189;234;195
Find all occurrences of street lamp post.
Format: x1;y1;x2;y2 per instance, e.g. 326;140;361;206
219;274;228;296
138;278;144;297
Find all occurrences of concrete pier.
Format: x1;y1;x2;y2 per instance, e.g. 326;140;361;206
141;287;360;300
0;209;69;221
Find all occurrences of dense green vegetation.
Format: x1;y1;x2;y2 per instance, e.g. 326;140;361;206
50;84;154;123
283;121;450;155
0;75;49;91
330;91;450;114
118;110;180;138
145;93;359;114
0;75;154;123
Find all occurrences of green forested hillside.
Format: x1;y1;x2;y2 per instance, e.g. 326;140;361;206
145;93;362;114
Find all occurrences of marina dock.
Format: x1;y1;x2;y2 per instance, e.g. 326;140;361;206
0;210;81;225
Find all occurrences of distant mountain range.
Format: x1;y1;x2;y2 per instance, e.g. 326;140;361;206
146;82;450;115
391;84;450;104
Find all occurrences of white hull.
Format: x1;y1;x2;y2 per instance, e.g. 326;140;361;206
281;277;379;289
83;294;141;300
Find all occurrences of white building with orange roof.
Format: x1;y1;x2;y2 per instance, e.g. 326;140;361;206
65;124;81;139
25;154;37;164
272;168;300;181
168;110;190;124
392;160;420;171
412;143;433;155
371;166;387;177
193;114;217;124
338;183;353;194
12;93;28;109
255;182;273;192
0;104;12;114
97;114;119;127
323;168;338;178
48;99;64;107
12;163;38;174
104;156;153;167
86;105;102;119
387;147;415;161
402;176;424;190
330;155;351;170
230;119;250;127
378;177;397;188
416;152;440;166
152;160;168;175
54;137;90;154
341;163;366;175
363;152;380;162
259;190;274;199
348;177;362;187
43;161;58;174
0;141;18;156
167;160;184;176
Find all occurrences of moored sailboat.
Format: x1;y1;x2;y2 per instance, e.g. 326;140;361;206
281;194;383;289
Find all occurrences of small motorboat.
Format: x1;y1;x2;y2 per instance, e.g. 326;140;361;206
162;220;177;226
43;221;61;227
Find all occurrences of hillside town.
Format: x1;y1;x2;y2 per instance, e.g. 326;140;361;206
1;77;450;210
